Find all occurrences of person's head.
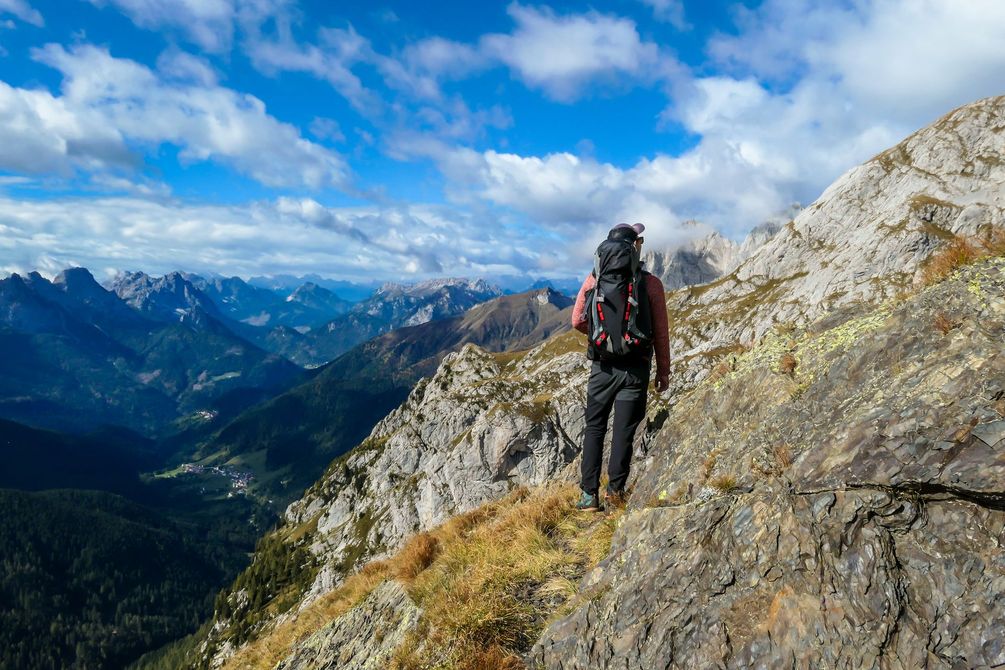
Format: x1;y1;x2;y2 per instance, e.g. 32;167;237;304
608;223;645;251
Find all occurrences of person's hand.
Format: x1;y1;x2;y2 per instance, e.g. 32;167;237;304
655;374;670;393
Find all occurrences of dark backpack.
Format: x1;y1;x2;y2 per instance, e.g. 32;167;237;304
585;238;653;364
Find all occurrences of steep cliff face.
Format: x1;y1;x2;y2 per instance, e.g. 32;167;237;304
640;219;787;292
641;230;741;290
194;96;1005;669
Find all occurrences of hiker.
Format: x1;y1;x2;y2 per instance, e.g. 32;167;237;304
571;223;670;512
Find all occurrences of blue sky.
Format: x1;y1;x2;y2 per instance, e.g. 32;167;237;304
2;0;1005;283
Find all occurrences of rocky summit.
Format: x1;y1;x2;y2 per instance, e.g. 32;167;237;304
189;96;1005;670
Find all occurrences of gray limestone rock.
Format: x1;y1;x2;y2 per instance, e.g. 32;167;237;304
285;338;591;608
275;581;420;670
530;259;1005;669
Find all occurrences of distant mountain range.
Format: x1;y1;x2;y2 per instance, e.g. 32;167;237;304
173;286;573;507
110;271;507;366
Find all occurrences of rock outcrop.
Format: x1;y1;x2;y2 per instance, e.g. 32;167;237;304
642;230;741;290
275;582;421;670
531;258;1005;669
641;218;787;292
285;332;590;606
662;96;1005;392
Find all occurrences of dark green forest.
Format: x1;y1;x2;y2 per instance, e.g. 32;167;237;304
0;489;247;670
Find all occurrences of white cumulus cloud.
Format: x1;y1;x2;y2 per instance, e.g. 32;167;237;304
0;194;554;281
87;0;288;53
481;3;666;102
0;43;350;190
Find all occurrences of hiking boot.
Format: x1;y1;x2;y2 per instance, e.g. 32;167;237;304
604;488;628;509
575;490;603;512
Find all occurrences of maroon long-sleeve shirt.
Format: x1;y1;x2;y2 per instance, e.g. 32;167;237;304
571;273;670;380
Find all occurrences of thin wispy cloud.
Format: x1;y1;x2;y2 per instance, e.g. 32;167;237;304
0;0;43;26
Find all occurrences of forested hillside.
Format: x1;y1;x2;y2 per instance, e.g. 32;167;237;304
0;490;243;670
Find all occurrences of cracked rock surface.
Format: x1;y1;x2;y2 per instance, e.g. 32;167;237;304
285;334;591;607
275;581;420;670
530;259;1005;669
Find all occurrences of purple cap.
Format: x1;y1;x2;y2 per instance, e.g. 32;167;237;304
609;222;646;241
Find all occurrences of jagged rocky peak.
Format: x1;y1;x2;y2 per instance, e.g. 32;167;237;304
285;281;344;308
642;229;739;290
641;214;789;292
375;276;502;298
0;272;38;308
356;276;504;328
736;215;789;262
109;269;220;321
52;266;99;290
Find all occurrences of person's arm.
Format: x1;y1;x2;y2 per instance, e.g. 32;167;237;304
646;274;671;391
571;274;595;334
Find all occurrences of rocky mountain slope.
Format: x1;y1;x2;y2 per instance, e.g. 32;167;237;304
174;95;1005;670
184;275;352;331
530;255;1005;669
640;216;789;292
110;271;227;323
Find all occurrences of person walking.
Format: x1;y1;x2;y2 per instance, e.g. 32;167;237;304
571;223;670;511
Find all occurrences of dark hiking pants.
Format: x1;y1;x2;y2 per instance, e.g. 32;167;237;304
580;360;649;496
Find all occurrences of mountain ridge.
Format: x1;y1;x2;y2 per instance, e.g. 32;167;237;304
182;94;1005;670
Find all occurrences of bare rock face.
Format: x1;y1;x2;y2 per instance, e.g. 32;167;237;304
284;333;591;607
641;213;789;292
642;231;741;290
530;259;1005;669
662;96;1005;393
275;581;420;670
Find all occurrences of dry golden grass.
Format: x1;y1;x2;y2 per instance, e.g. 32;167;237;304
223;558;393;670
922;235;980;285
978;226;1005;257
708;474;739;493
707;360;731;384
778;352;797;376
773;444;793;471
225;484;621;670
700;450;719;482
393;532;440;581
933;312;958;335
919;227;1005;287
390;483;621;669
